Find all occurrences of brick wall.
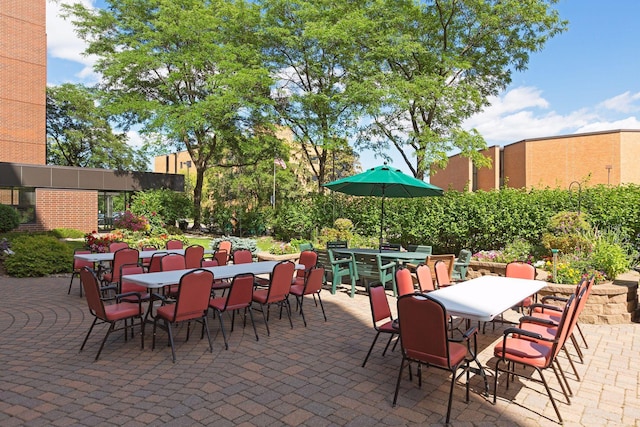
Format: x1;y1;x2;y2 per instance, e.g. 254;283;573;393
17;189;98;233
0;1;47;165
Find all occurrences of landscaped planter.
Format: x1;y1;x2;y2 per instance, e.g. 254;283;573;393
256;251;301;262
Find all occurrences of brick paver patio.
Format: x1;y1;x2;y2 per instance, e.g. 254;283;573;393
1;275;638;426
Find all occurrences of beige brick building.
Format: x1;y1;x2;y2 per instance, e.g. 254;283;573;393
0;1;181;232
430;129;640;191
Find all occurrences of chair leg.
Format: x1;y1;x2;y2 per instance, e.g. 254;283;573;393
80;317;99;352
95;321;116;361
298;295;307;327
201;316;213;354
166;320;176;363
445;366;457;425
284;298;293;329
576;323;589;349
392;356;407;406
256;304;270;336
382;332;394;356
362;331;381;367
317;293;327;321
247;306;259;341
217;309;229;350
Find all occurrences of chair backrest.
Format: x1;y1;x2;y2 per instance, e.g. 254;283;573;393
415;264;435;292
296;250;318;278
73;249;93;270
213;249;229;266
368;283;392;326
111;248;139;282
184;245;205;269
434;260;451;288
201;258;219;268
303;266;325;294
222;273;255;311
407;245;433;255
298;242;314;252
505;261;536;280
172;269;214;322
165;239;183;250
395;267;415;297
452;249;472;280
218;240;232;255
327;240;348;249
120;263;146;293
397;293;451;368
148;251;167;273
380;242;401;251
109;241;129;252
266;261;295;303
161;253;186;271
232;249;253;264
80;267;107;319
548;294;577;363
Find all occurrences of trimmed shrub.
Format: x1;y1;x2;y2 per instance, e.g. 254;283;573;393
3;234;73;277
0;205;20;233
51;228;86;239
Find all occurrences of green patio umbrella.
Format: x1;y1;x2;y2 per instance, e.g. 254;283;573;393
323;163;444;243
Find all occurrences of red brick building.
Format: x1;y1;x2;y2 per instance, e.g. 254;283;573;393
430;129;640;191
0;1;181;232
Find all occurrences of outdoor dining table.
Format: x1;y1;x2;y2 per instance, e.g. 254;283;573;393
74;248;214;263
428;275;547;322
121;260;304;289
332;248;429;264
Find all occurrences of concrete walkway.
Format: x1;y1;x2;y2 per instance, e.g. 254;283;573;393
0;276;639;426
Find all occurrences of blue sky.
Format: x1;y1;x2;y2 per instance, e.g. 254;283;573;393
46;0;640;174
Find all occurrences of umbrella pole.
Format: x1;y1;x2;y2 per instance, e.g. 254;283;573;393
380;190;385;250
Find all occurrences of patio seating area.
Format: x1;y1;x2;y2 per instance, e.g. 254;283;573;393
1;275;639;426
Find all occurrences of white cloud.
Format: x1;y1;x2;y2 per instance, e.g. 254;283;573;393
46;0;99;82
464;86;640;145
598;91;640;114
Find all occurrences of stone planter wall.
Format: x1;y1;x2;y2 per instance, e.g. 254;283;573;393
256;252;300;262
539;279;638;324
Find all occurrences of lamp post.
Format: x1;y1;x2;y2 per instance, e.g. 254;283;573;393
180;160;192;192
568;181;582;214
605;164;612;186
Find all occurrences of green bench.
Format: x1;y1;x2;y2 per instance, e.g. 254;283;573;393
318;249;358;298
353;253;397;296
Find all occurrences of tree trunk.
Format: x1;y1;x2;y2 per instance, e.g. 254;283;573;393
191;166;205;230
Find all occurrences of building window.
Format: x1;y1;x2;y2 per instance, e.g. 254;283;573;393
472;165;478;192
0;187;36;224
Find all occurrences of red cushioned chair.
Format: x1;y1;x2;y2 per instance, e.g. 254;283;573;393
251;260;295;336
109;241;129;252
165;239;183;250
209;272;258;349
395;266;415;297
79;267;144;360
289;266;326;327
151;269;214;362
184;244;205;269
505;261;537;312
69;249;94;296
434;260;453;289
292;250;318;286
119;263;150;302
140;245;157;271
101;247;139;290
415;263;435;293
231;249;253;265
393;293;477;425
493;294;577;424
147;251;167;273
362;283;399;367
160;253;186;298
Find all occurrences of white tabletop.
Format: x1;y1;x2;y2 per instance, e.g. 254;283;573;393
427;275;547;322
121;261;304;289
74;248;213;263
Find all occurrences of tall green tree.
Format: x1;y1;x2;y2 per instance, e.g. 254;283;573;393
46;83;147;170
64;0;279;228
259;0;364;190
352;0;567;179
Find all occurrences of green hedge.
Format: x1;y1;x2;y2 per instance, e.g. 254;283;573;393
272;184;640;255
3;234;73;277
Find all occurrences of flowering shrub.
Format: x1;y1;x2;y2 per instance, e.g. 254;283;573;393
113;210;149;232
546;260;606;285
269;242;297;255
134;234;189;250
84;231;124;253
